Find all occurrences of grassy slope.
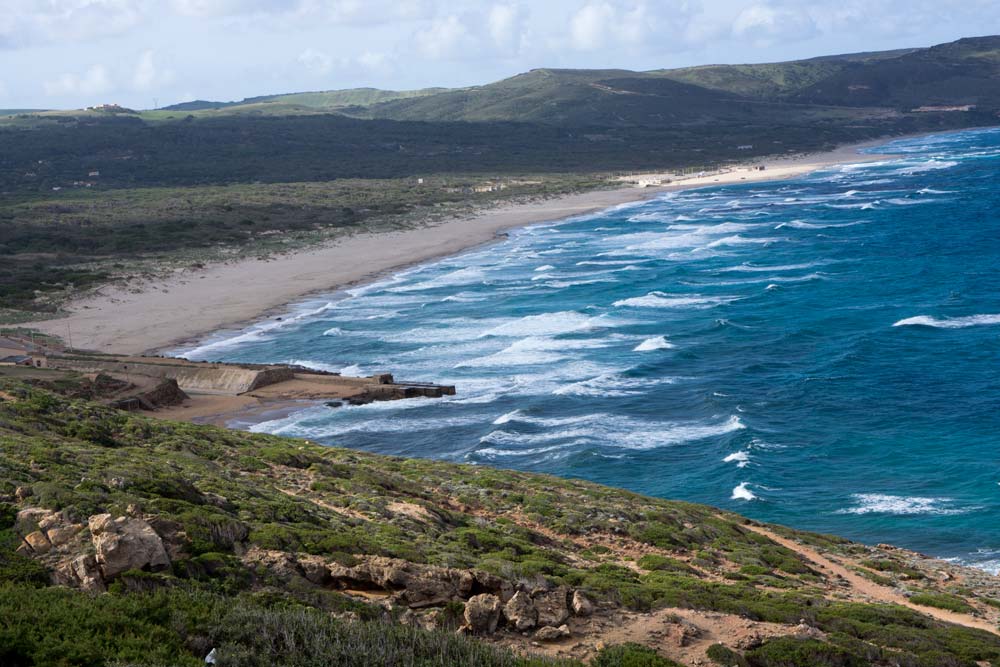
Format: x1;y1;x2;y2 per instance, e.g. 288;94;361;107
2;378;1000;666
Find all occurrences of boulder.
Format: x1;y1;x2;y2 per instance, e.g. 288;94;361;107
571;590;594;617
464;594;502;635
22;530;51;555
88;514;170;580
15;508;53;534
54;553;105;592
533;586;570;627
504;591;537;631
534;625;571;641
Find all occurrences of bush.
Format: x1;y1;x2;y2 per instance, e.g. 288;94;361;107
909;592;974;614
706;643;748;666
591;643;683;667
745;637;867;667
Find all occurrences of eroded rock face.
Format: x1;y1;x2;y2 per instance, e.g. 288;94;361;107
326;556;509;608
571;590;594;617
533;586;571;627
88;514;170;580
464;594;502;635
503;591;537;631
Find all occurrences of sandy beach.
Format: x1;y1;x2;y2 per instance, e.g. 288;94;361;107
24;138;898;355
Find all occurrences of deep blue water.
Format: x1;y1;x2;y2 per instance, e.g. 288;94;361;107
181;128;1000;572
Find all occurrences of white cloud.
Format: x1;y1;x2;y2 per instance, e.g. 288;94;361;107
132;50;173;91
0;0;146;49
732;4;817;46
570;2;615;51
357;51;390;70
414;14;470;59
488;3;527;53
43;64;114;97
297;48;334;74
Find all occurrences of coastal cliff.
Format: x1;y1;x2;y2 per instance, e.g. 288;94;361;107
2;377;1000;667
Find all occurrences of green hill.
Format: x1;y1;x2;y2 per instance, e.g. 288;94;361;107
355;36;1000;124
160;87;450;114
3;376;1000;666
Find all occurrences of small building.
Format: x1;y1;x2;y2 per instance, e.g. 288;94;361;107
88;170;100;177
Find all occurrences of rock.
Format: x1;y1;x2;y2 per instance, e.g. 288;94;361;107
327;556;508;608
533;586;571;627
299;557;332;586
47;524;84;547
571;590;594;617
15;508;53;534
736;632;765;650
504;591;537;631
794;623;825;640
464;594;502;635
534;624;571;641
88;514;170;580
23;530;51;555
14;486;32;501
53;553;105;592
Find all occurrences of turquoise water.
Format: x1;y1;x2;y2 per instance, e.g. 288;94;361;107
181;128;1000;572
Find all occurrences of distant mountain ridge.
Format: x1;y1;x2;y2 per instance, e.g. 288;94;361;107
160;86;450;112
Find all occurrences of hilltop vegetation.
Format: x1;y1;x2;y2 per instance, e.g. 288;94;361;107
2;377;1000;666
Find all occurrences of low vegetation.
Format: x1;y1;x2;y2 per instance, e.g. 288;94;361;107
1;377;1000;665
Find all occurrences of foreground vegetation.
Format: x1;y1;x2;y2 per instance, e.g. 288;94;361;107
2;376;1000;665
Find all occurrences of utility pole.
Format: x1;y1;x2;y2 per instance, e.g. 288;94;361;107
67;322;73;351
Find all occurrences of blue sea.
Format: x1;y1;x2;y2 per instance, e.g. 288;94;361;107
180;127;1000;572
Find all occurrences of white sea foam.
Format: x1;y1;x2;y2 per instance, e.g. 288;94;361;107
535;265;555;271
731;482;757;501
479;414;744;452
322;327;343;336
482;312;623;337
775;220;862;230
726;262;823;272
456;336;611;368
389;266;487;292
634;336;675;351
723;451;750;468
886;197;939;206
613;292;732;309
837;494;970;515
181;301;339;357
893;314;1000;329
553;372;676;397
286;359;345;373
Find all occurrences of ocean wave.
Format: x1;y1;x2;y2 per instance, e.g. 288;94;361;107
731;482;757;501
775;220;862;230
614;292;733;309
493;410;605;427
534;265;555;272
893;314;1000;329
837;494;971;516
456;336;611;368
286;359;344;373
723;451;750;468
181;301;339;357
322;327;343;336
553;372;676;397
885;197;940;206
389;266;487;292
634;336;674;351
725;261;825;272
481;311;624;337
479;414;745;452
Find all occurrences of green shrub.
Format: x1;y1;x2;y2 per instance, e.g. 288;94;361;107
909;592;974;614
591;643;683;667
745;637;867;667
706;643;749;666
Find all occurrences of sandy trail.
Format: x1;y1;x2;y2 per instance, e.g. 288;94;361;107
745;524;1000;636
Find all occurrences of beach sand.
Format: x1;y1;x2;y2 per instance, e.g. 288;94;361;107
24;138;897;355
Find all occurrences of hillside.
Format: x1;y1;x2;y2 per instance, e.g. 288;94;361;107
356;36;1000;125
159;87;450;114
3;377;1000;666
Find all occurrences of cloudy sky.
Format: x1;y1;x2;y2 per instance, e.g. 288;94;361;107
2;0;997;110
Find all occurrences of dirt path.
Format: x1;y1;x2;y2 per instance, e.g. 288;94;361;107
746;524;1000;636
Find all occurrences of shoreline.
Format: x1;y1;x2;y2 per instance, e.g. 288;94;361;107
24;136;903;356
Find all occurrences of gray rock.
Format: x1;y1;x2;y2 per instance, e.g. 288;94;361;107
464;594;502;635
88;514;170;580
533;586;571;627
571;590;594;617
504;591;537;631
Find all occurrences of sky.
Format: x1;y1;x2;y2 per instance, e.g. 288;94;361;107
1;0;998;110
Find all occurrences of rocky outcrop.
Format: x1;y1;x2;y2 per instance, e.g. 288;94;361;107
326;556;510;608
88;514;170;580
503;591;537;631
464;594;502;635
533;585;571;627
